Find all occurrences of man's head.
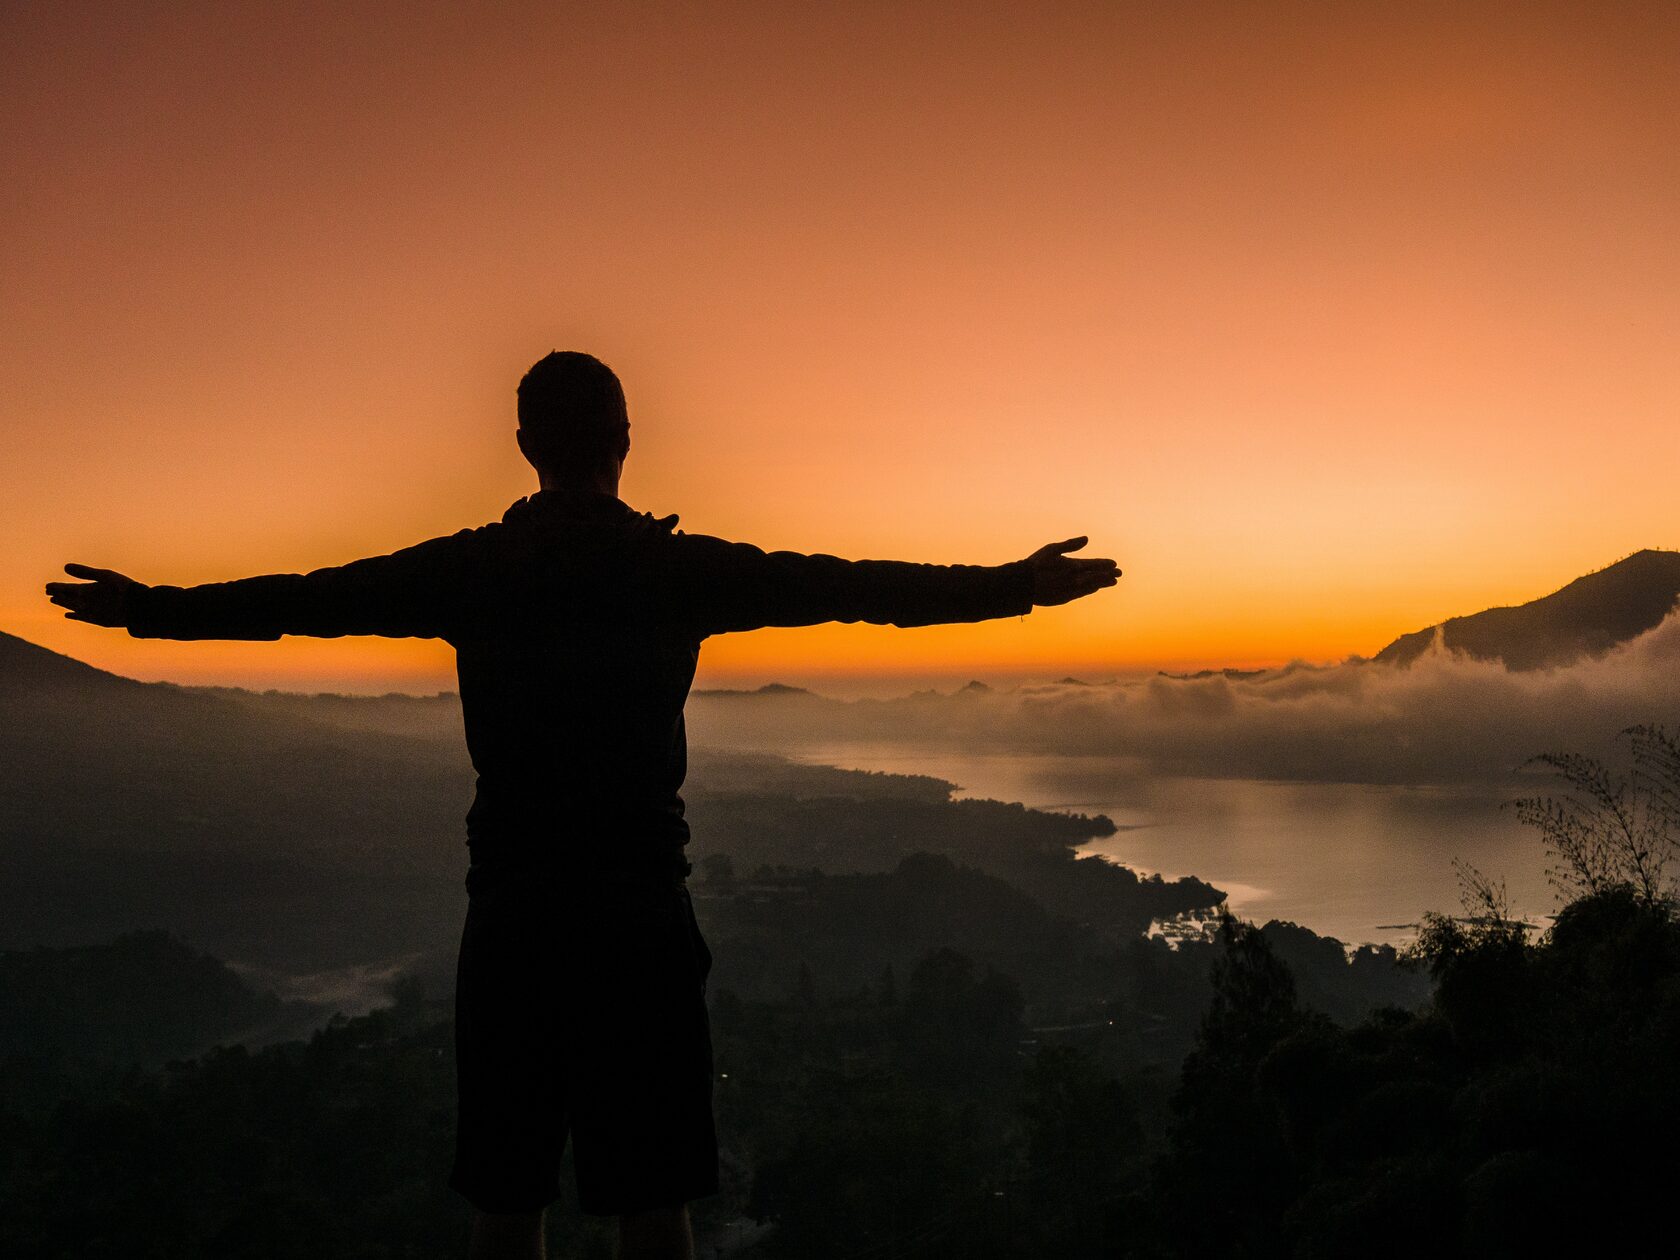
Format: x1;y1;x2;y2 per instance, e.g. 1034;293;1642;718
516;351;630;486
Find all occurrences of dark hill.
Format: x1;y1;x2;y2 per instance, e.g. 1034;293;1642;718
0;630;472;861
0;628;147;692
1373;549;1680;670
0;930;322;1065
0;630;474;971
196;683;466;743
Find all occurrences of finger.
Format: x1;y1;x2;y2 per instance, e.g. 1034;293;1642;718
1047;536;1089;554
63;563;128;582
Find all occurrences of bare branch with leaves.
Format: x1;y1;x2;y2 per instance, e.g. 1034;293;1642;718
1505;724;1678;905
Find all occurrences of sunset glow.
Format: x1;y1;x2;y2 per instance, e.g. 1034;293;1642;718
5;2;1678;693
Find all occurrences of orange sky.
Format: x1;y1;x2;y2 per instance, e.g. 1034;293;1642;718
4;2;1677;694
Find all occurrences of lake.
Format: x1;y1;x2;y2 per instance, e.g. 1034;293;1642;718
789;744;1560;946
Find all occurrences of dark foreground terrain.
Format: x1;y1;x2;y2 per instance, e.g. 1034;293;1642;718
3;882;1671;1258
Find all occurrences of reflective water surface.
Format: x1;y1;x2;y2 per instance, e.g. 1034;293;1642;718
792;744;1557;945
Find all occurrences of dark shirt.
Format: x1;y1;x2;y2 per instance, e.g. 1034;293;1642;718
126;490;1036;870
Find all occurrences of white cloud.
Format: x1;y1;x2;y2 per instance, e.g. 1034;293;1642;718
689;611;1680;786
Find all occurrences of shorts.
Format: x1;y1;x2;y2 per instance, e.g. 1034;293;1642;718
448;857;718;1217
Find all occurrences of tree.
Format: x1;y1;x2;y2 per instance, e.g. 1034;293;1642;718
1507;723;1680;904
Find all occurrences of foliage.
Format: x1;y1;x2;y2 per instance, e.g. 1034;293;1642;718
0;999;488;1260
1507;723;1680;903
1118;871;1680;1257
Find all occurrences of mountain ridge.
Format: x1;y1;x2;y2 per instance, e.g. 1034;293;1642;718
0;628;147;691
1373;548;1680;670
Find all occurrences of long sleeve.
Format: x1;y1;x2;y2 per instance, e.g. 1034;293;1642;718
663;533;1036;637
125;528;487;642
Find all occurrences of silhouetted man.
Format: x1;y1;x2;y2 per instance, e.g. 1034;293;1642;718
46;351;1121;1260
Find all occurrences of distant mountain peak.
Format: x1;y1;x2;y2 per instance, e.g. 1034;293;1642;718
691;681;815;699
1373;549;1680;671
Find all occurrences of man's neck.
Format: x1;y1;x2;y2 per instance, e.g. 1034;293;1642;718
537;470;620;497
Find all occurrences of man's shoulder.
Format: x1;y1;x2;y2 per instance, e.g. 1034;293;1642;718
401;519;506;559
650;528;760;568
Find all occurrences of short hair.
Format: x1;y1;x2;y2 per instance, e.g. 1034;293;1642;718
516;351;630;473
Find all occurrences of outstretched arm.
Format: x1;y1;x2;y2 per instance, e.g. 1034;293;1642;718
45;530;484;641
669;533;1120;637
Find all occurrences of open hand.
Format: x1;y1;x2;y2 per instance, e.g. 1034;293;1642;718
1022;537;1120;607
44;564;145;628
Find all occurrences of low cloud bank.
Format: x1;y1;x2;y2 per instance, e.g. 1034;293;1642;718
690;610;1680;787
